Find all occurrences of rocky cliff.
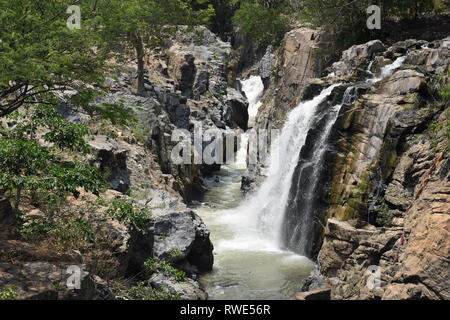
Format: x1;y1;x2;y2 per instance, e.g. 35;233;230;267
0;26;248;300
252;27;449;300
315;38;449;300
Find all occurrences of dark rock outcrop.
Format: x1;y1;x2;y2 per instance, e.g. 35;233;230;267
150;211;214;275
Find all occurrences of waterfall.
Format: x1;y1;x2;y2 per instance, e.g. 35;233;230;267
230;76;264;171
237;84;341;247
282;86;356;255
369;56;406;84
221;56;405;256
280;57;406;256
241;76;264;128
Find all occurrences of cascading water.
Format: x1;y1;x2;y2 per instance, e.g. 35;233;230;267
282;86;356;255
280;57;406;256
238;84;341;245
197;56;405;299
197;80;339;299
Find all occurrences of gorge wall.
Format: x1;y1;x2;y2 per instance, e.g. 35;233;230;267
253;27;449;299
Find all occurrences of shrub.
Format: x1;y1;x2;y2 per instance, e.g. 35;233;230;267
106;198;152;233
0;286;20;300
374;200;394;226
144;258;187;282
232;2;289;46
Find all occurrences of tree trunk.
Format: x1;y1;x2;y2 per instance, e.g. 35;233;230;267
14;186;22;211
132;34;146;96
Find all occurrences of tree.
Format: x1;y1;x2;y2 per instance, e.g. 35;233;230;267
0;0;109;117
299;0;442;46
95;0;213;96
231;0;290;46
0;105;103;210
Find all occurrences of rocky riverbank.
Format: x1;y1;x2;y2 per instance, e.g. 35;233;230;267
0;26;250;300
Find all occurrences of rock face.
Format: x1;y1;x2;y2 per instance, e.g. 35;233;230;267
150;211;214;275
256;27;324;132
245;27;325;184
94;26;249;202
0;241;101;300
311;38;450;300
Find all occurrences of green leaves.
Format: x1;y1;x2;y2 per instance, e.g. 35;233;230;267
106;198;153;233
232;1;289;46
86;103;137;126
0;104;104;208
0;0;109;117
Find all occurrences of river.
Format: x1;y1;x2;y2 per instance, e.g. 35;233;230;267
196;76;314;300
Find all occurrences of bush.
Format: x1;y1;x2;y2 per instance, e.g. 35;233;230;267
106;198;152;233
144;258;187;282
232;2;289;46
374;200;394;226
0;286;20;300
20;214;96;251
0;105;104;210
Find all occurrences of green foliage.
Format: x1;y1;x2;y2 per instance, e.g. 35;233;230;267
95;0;213;94
48;218;96;249
0;106;104;210
0;0;108;117
19;216;57;240
0;286;20;300
86;103;137;126
232;1;289;46
116;282;181;300
169;249;183;258
106;199;152;233
144;258;187;282
374;199;394;226
439;83;450;102
20;213;96;251
299;0;447;49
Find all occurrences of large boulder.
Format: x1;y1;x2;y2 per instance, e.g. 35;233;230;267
331;40;386;77
223;88;249;130
150;211;214;275
381;70;426;96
